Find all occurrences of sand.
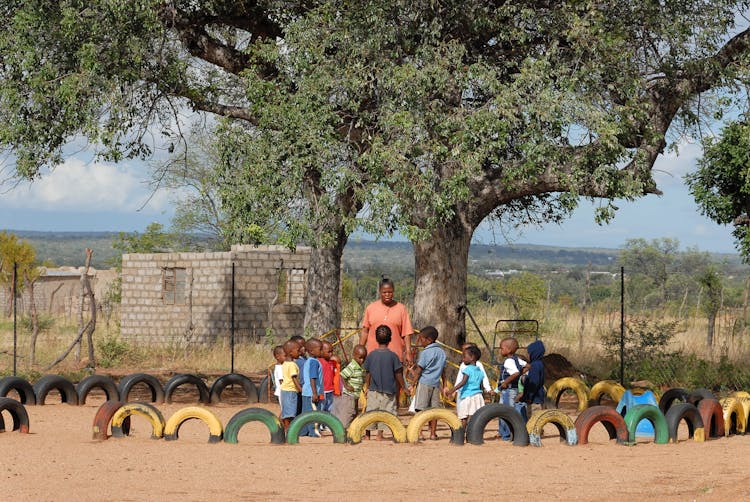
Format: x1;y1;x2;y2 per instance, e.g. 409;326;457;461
2;394;748;502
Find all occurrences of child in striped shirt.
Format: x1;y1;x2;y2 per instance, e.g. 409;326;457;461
332;344;367;428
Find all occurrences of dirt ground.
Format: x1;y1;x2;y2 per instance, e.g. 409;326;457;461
2;391;749;502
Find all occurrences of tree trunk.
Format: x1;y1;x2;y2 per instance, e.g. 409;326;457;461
304;230;347;337
27;275;40;366
707;312;716;350
412;216;472;350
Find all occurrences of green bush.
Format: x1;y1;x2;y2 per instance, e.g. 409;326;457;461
96;334;131;368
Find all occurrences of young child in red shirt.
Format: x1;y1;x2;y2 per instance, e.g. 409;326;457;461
318;341;336;413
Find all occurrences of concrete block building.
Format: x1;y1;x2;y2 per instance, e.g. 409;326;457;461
120;244;310;346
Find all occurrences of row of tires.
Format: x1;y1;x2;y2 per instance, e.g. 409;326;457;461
0;372;265;406
85;396;748;447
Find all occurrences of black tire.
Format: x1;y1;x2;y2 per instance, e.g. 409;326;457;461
687;388;715;406
209;373;258;404
33;375;79;405
0;396;30;433
658;388;689;415
258;375;270;403
118;373;165;403
465;403;529;446
77;375;120;404
0;376;36;405
163;374;210;404
664;402;704;443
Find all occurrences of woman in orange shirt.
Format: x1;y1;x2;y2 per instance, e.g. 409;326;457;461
358;276;415;366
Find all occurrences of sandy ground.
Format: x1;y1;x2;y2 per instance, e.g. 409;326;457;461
2;391;749;502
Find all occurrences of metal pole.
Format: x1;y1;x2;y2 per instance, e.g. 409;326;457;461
620;266;625;386
13;262;17;376
231;262;235;374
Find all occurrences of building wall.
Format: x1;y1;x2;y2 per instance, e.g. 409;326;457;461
120;245;310;346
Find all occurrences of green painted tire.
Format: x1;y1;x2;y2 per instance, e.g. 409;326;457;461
623;404;669;445
224;407;285;444
287;411;346;445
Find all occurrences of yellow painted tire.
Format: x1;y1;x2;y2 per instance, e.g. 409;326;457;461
720;397;747;436
347;411;407;444
164;406;223;443
526;409;577;446
405;408;464;445
734;397;750;426
111;402;165;439
546;377;590;412
589;380;626;405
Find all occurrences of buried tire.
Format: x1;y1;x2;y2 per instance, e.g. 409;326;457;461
118;373;165;404
623;404;669;444
588;380;625;407
574;405;628;445
164;374;210;404
719;397;747;436
0;397;30;433
92;400;126;440
658;388;689;415
209;373;258;404
164;406;223;443
224;407;285;444
697;398;725;439
287;411;346;445
0;377;36;405
77;375;120;405
111;402;165;439
526;409;577;446
347;411;407;445
546;377;590;412
664;402;704;443
33;375;78;405
687;388;715;407
465;404;529;446
405;408;465;445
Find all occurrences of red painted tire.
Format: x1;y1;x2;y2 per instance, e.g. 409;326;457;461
0;397;30;433
574;405;628;445
92;400;126;440
697;398;725;438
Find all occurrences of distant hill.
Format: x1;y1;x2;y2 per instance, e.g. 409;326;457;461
5;230;747;275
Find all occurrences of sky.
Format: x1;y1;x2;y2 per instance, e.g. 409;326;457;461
0;138;739;254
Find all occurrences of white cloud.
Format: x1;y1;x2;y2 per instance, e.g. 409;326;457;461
0;157;173;213
651;139;703;186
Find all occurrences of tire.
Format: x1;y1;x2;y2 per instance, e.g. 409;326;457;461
697;398;725;439
92;400;126;440
658;388;689;415
719;397;747;436
623;404;669;444
545;377;590;412
588;380;625;407
164;406;223;443
223;407;285;445
118;373;165;404
33;375;79;405
209;373;258;404
729;391;750;399
346;410;407;445
526;409;577;446
77;375;120;405
258;375;271;403
0;376;37;405
405;408;465;445
465;403;529;446
163;374;209;404
0;397;30;433
687;388;715;406
111;402;165;439
574;405;628;445
287;411;347;445
664;402;704;443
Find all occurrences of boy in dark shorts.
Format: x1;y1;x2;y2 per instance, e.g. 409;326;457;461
363;325;406;440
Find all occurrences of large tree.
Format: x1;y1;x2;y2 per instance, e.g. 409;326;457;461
2;2;750;346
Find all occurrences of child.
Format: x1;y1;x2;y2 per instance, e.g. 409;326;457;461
363;325;405;440
453;342;493;407
518;339;546;416
410;326;446;440
332;344;367;428
300;338;323;437
497;337;528;440
291;335;307;416
447;345;485;427
272;345;285;402
318;341;336;413
279;340;302;430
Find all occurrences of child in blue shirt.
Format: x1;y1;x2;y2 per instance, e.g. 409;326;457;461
300;338;324;437
448;345;485;427
409;326;446;440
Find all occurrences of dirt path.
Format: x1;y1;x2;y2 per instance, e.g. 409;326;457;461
2;398;748;501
